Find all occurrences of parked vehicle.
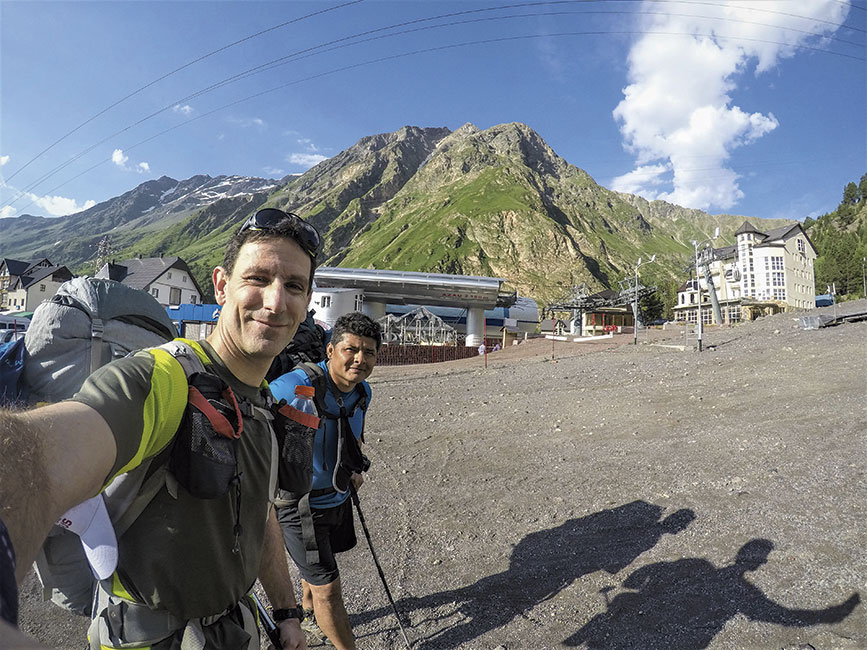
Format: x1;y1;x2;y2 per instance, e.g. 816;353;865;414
0;314;30;341
1;329;25;343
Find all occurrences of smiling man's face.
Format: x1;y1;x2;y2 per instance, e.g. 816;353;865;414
327;332;378;393
210;236;311;383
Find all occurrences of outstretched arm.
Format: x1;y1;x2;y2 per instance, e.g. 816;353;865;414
258;508;307;650
0;402;116;584
745;587;860;626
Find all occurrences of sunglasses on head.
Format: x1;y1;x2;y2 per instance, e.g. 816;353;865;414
239;208;322;259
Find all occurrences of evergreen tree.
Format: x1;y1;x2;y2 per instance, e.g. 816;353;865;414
859;173;867;203
639;289;665;322
842;182;859;206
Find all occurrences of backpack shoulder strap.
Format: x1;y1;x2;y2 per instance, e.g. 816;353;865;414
156;339;207;377
109;340;205;538
354;382;370;412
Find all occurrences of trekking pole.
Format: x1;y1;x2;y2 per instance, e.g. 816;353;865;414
252;593;282;649
349;485;413;649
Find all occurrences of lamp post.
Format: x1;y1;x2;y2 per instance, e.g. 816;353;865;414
862;257;866;299
692;228;720;352
633;254;656;345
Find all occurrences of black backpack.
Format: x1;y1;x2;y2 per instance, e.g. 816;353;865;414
266;310;327;383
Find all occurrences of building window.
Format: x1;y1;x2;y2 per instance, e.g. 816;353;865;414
321;295;332;308
190;294;197;305
182;275;187;283
40;284;46;292
773;288;786;301
797;239;805;253
170;287;181;305
167;272;172;280
772;272;784;287
354;294;364;311
771;256;783;271
151;288;159;298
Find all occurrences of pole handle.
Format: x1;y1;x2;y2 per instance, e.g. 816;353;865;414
252;593;282;649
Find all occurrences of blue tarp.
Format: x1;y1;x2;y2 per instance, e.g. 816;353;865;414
165;303;222;324
814;294;835;307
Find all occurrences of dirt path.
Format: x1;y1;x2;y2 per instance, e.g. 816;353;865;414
17;301;867;649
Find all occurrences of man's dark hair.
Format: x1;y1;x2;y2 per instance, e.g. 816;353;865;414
222;217;317;292
331;312;382;350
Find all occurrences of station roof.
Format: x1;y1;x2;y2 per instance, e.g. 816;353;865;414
314;267;516;309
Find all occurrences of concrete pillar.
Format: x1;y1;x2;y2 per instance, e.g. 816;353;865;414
465;307;485;347
570;309;581;336
361;300;386;321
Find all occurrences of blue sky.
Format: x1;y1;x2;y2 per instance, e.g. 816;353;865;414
1;0;864;222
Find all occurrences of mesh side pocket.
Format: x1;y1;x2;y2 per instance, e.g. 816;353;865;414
169;373;240;500
274;408;317;495
188;407;236;465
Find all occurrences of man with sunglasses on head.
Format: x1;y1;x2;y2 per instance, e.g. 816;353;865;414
0;208;322;650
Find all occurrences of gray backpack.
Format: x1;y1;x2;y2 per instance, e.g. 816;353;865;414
25;277;177;615
24;276;177;403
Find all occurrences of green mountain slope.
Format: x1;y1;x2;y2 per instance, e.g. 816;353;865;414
804;174;867;298
335;123;793;302
1;123;802;306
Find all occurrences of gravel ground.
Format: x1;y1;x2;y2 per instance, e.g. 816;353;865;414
16;300;867;649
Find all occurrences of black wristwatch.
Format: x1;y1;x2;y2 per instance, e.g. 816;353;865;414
272;605;304;622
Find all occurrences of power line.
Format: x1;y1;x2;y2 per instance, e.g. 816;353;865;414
5;1;862;213
2;0;363;185
7;1;861;205
21;25;863;214
20;3;863;204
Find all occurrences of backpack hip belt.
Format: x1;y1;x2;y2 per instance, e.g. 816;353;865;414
88;584;259;650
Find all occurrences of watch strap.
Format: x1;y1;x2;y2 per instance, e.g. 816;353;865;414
272;605;304;622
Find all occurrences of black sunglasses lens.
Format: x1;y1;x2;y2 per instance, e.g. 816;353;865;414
252;208;286;229
245;209;322;257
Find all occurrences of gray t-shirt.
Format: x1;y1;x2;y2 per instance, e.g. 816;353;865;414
72;339;275;619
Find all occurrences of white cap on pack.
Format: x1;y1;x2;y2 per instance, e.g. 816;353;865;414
55;496;118;580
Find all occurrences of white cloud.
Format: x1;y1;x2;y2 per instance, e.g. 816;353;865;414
0;155;9;166
536;34;566;80
612;0;849;211
296;138;321;153
28;192;96;217
288;153;327;168
612;163;671;197
173;104;194;115
112;148;150;174
111;149;128;167
0;205;16;218
263;166;285;176
228;116;266;129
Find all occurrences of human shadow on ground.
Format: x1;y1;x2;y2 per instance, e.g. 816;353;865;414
352;500;694;649
564;538;861;649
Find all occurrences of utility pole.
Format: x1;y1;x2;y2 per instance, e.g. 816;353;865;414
862;257;866;299
692;228;720;352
